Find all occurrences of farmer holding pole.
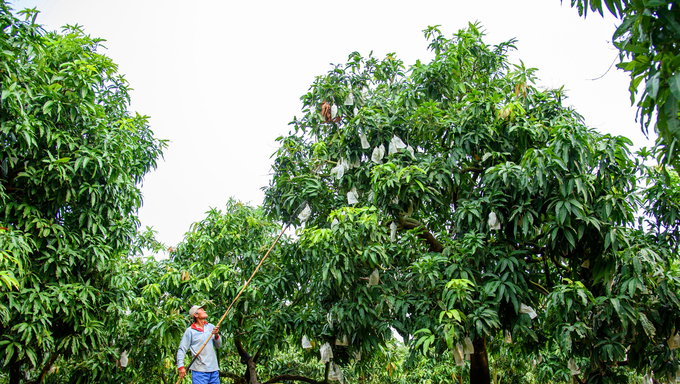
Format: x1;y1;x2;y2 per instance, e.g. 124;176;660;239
173;205;303;384
177;305;222;384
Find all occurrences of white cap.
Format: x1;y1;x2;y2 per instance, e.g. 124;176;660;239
189;305;202;318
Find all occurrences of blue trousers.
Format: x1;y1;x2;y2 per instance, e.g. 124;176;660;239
192;370;220;384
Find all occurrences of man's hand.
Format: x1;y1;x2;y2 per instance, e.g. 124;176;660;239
212;326;219;335
178;367;186;380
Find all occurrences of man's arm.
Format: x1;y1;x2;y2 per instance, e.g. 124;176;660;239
177;329;191;376
211;324;222;349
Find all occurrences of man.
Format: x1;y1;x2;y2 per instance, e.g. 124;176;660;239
177;305;222;384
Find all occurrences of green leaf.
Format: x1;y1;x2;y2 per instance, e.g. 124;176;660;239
647;72;660;99
668;72;680;101
603;0;620;17
644;0;668;6
42;100;54;115
564;229;576;249
638;312;656;339
559;207;568;225
613;18;635;40
658;8;680;36
623;43;648;54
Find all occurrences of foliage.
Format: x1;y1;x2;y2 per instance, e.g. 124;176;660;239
566;0;680;172
642;163;680;250
52;200;475;384
0;3;165;383
264;23;680;384
2;1;679;383
64;201;311;384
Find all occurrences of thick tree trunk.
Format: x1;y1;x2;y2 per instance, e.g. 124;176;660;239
246;358;258;384
235;336;258;384
469;336;491;384
9;363;21;384
323;362;330;383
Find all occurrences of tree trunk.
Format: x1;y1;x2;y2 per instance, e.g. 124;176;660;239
246;358;258;384
234;335;324;384
25;352;60;384
9;363;22;384
469;336;491;384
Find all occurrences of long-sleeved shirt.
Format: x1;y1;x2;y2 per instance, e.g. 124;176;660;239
177;322;222;372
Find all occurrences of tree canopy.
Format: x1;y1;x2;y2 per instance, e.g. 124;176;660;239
264;23;680;384
0;4;165;383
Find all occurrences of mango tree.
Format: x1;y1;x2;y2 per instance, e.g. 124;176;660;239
90;201;478;384
263;24;680;384
0;4;165;383
72;200;472;384
94;201;323;384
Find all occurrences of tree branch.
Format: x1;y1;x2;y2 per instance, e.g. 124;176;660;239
400;218;444;253
288;286;308;310
234;334;263;384
529;280;550;296
262;375;323;384
253;343;264;364
461;167;484;174
543;254;553;289
549;254;570;276
25;351;60;384
235;335;250;363
220;371;247;384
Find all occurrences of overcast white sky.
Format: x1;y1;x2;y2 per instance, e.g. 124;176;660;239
10;0;650;249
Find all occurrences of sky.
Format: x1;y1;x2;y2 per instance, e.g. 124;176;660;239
10;0;650;250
